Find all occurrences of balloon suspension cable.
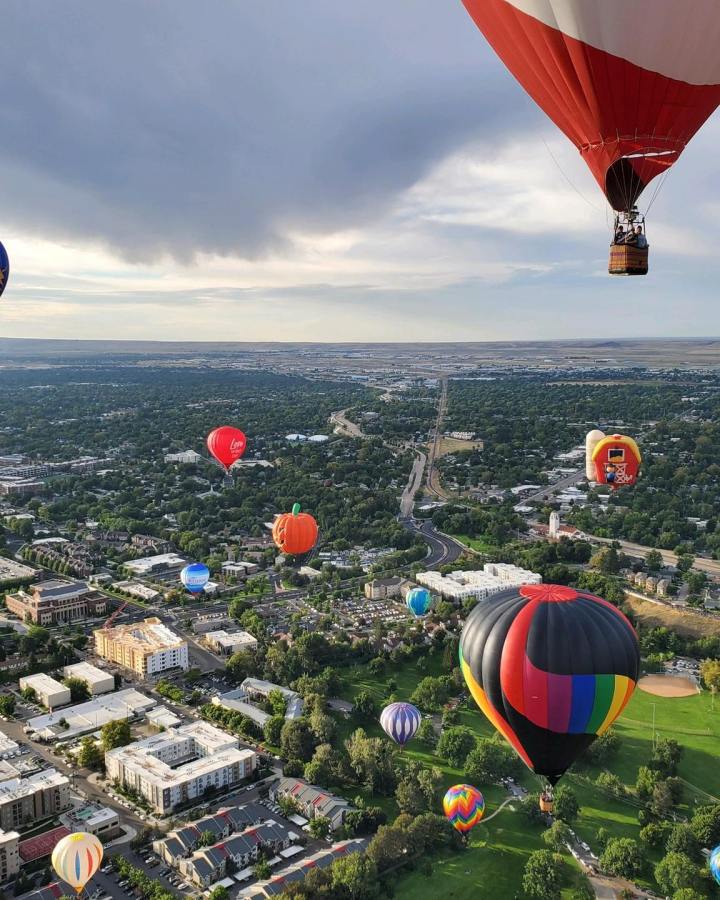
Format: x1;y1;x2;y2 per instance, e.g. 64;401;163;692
542;138;603;212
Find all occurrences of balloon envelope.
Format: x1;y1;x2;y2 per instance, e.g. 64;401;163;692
181;563;210;594
462;0;720;211
443;784;485;834
460;584;640;785
379;701;421;747
711;845;720;886
52;831;103;893
0;242;8;299
207;426;247;471
406;587;432;617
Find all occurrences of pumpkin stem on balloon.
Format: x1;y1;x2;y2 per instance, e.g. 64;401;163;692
292;503;301;516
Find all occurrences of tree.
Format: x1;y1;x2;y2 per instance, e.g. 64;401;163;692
101;718;131;751
353;690;377;720
208;888;229;900
20;686;37;703
636;765;662;799
198;830;215;847
677;554;695;574
690;804;720;847
309;708;336;744
263;715;285;747
266;688;287;717
77;737;103;770
654;852;702;896
553;785;579;825
280;719;316;763
0;695;15;717
639;822;670;849
309;816;331;839
409;675;453;711
345;729;397;795
595;771;625;797
666;823;698;858
700;659;720;693
542;820;571;852
254;858;271;880
645;550;663;571
395;764;441;816
651;737;683;777
366;824;411;874
650;780;676;819
330;851;378;899
580;729;620;766
226;649;256;683
417;718;436;746
436;726;476;768
465;738;519;783
522;850;562;900
599;838;643;879
64;676;90;704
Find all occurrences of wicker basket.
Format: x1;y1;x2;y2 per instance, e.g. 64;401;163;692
609;244;649;276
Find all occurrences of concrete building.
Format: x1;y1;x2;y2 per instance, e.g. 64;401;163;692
416;564;541;603
94;617;188;676
221;561;259;579
203;630;258;656
0;829;20;881
548;511;561;540
146;706;181;731
164;450;203;464
60;804;120;839
6;580;107;626
192;614;230;634
122;553;188;578
62;662;114;696
364;576;404;600
105;722;257;815
0;736;19;760
0;770;70;830
112;581;162;602
0;479;45;497
271;778;354;831
19;674;70;711
25;689;156;742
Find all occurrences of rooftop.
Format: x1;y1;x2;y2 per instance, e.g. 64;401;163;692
26;688;156;741
62;661;114;685
0;769;67;803
97;617;186;652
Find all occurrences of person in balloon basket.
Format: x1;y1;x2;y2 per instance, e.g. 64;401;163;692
624;225;647;249
605;463;617;485
612;225;627;245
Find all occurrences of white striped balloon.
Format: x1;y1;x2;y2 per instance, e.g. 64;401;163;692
380;701;422;747
51;831;103;894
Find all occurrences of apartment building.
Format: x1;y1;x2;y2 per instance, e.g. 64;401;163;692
94;617;188;676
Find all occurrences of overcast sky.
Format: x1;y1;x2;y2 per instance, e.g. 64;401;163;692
1;0;718;342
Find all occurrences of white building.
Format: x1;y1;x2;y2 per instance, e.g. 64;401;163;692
416;563;541;603
105;722;257;814
94;617;189;676
63;662;115;696
0;829;20;881
123;553;188;577
113;580;162;602
221;561;259;578
0;735;19;760
19;674;70;710
164;450;203;464
0;770;70;830
25;688;156;742
60;804;120;839
549;511;561;540
203;631;258;657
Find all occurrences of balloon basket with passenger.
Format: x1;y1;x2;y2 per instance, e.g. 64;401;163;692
609;208;649;276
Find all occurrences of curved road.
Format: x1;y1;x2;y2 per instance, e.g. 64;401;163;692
400;517;464;567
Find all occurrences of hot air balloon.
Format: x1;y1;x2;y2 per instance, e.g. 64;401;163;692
272;503;319;555
443;784;485;835
181;563;210;594
380;701;421;747
207;426;247;472
406;587;433;618
51;831;103;895
461;0;720;275
0;242;9;299
586;430;641;490
460;584;640;786
710;845;720;886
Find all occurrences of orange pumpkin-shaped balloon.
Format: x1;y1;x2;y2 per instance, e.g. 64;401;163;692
273;503;318;555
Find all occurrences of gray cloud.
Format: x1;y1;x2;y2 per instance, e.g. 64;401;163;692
0;1;524;262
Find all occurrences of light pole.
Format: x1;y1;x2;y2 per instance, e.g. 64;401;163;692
651;702;657;748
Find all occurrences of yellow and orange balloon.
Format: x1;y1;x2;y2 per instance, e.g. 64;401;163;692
52;832;103;895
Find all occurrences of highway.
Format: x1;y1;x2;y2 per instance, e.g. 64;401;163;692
400;450;427;518
425;377;449;500
329;408;364;438
520;469;584;504
592;535;720;579
400;517;464;567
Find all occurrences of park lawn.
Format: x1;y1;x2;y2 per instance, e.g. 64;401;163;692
452;534;499;554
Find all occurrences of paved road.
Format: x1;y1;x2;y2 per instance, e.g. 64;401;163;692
401;518;463;568
593;535;720;578
425;378;449;500
400;450;427;518
330;408;364;438
519;469;584;505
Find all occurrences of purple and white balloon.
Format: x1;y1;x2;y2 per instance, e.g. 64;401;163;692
380;701;422;747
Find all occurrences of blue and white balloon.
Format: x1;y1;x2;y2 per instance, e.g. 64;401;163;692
711;844;720;886
406;587;432;617
181;563;210;594
380;701;422;747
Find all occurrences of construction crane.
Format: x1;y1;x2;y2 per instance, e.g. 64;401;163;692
102;599;129;631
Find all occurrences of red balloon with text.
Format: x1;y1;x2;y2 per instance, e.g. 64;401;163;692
207;426;247;471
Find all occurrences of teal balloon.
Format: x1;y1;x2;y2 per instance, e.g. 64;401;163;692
406;587;432;617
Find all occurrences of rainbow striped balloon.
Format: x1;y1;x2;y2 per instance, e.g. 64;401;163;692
710;844;720;886
51;831;103;894
443;784;485;834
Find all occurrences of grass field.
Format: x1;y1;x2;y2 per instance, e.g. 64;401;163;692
625;595;720;639
437;437;484;458
333;655;720;897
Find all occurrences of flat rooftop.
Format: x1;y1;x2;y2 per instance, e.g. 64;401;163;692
63;661;114;685
98;617;186;653
26;688;156;741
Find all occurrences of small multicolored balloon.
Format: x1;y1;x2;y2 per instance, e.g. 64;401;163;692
51;831;103;894
710;845;720;886
443;784;485;834
181;563;210;594
379;701;421;747
406;587;432;617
